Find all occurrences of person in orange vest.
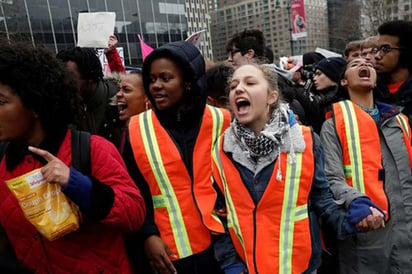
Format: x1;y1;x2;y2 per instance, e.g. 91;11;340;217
125;41;245;274
320;57;412;273
211;61;384;274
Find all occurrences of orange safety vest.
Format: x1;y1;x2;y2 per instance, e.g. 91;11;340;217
129;105;230;260
332;100;412;219
212;126;314;274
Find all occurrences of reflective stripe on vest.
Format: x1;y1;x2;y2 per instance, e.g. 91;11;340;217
395;114;412;167
333;100;390;218
338;100;366;193
130;106;230;259
206;105;228;225
212;126;313;274
280;152;307;274
212;136;246;252
139;111;192;257
396;114;410;139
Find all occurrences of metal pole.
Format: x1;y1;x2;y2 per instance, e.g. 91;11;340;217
287;1;294;56
23;0;35;47
66;0;77;46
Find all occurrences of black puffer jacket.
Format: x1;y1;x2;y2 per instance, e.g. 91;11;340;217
295;85;340;134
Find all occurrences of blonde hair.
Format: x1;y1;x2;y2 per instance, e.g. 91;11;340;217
361;36;378;50
230;61;282;113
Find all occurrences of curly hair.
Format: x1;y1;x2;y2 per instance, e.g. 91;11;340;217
0;43;80;136
378;20;412;71
56;47;103;83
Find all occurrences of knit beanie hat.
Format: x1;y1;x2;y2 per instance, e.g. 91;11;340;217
315;57;347;83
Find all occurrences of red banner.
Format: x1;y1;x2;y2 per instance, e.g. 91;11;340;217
290;0;307;40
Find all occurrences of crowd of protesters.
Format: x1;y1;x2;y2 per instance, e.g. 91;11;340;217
0;19;411;274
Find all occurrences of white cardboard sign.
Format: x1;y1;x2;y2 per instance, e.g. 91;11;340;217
77;12;116;48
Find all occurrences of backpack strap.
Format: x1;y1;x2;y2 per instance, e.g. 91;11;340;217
71;130;91;175
0;142;9;162
101;80;124;150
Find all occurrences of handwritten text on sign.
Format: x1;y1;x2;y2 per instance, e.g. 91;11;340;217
77;12;116;48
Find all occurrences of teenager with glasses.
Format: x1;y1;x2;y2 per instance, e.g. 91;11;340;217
225;29;266;68
375;20;412;127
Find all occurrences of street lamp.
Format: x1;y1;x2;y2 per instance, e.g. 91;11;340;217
275;0;294;56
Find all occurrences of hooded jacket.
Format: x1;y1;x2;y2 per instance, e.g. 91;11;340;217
141;41;209;176
125;41;231;244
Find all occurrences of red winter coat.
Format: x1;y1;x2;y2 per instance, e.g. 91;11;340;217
0;129;145;274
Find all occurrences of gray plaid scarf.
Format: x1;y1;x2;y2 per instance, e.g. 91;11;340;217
233;103;289;158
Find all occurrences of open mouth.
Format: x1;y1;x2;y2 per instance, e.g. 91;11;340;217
358;67;370;78
235;98;250;113
117;102;127;112
153;94;166;100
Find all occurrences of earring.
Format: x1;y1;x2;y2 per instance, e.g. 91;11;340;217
145;101;149;110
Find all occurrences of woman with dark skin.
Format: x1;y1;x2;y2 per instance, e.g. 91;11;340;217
0;43;145;273
124;41;240;274
321;58;410;273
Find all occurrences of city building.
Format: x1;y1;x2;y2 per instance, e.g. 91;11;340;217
360;0;412;38
185;0;214;59
328;0;361;54
210;0;329;62
0;0;213;66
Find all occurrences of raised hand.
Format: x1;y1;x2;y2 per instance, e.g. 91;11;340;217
28;146;70;187
104;34;118;53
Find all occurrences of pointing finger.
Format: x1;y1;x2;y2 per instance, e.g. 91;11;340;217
28;146;56;162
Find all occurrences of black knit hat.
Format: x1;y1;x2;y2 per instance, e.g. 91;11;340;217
302;52;325;66
315;57;347;83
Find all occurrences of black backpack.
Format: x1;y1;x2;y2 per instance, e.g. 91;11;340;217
0;142;8;162
0;131;90;173
70;130;91;175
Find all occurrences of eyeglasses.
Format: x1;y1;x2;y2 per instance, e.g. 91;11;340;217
376;45;405;55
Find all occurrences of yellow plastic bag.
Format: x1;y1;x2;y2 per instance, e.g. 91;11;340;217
6;168;79;241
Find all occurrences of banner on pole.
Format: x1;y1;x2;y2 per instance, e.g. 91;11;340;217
290;0;307;40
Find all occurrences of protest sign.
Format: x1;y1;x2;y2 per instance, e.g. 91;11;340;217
77;12;116;48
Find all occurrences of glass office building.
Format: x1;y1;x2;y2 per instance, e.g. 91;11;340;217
0;0;188;66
